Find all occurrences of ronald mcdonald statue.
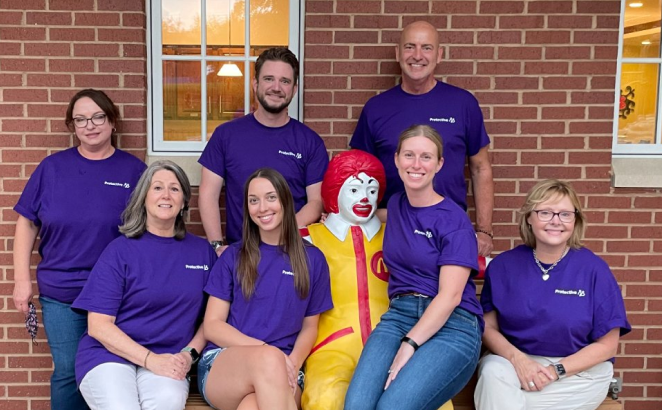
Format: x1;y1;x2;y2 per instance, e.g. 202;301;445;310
301;150;453;410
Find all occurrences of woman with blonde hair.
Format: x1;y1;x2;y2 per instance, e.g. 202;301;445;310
475;179;631;410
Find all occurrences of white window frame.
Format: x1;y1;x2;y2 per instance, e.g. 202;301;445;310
147;0;304;155
612;0;662;157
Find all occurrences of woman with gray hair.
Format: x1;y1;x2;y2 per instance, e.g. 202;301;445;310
72;160;217;410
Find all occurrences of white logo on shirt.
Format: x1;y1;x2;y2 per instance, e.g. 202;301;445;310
429;117;455;124
555;289;586;297
104;181;131;189
414;229;433;239
282;270;294;276
186;264;209;271
278;150;302;159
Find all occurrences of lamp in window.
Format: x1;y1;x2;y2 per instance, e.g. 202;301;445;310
217;0;242;78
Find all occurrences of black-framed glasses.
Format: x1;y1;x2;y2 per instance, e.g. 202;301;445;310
532;210;577;223
73;113;107;128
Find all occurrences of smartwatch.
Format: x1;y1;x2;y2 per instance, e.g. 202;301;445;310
210;240;225;252
181;347;200;364
552;362;566;380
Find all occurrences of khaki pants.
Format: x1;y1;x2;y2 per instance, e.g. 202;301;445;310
474;354;613;410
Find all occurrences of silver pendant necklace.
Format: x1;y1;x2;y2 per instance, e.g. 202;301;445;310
533;247;569;281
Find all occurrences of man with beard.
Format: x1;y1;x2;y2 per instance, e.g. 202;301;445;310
199;47;328;253
350;21;495;257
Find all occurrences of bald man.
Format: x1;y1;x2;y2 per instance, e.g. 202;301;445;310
350;21;494;257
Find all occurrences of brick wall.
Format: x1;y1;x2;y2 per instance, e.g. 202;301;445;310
0;0;660;409
0;1;148;408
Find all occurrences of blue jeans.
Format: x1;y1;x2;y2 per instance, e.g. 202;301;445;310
40;296;89;410
344;295;482;410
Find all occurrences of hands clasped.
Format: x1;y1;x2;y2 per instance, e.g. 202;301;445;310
146;352;191;380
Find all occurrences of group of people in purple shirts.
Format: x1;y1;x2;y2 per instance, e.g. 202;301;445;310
12;20;630;410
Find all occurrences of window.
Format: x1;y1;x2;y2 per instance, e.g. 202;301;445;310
613;0;662;155
149;0;302;154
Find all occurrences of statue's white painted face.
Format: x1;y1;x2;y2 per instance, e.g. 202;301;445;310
337;172;379;225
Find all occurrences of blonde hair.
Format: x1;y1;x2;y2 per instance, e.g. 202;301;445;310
518;179;585;249
396;124;443;159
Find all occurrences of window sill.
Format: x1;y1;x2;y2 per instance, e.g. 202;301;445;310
612;157;662;188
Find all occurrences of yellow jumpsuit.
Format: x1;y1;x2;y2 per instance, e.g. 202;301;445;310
302;223;453;410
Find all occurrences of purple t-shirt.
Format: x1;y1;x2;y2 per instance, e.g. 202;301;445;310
384;192;482;323
14;147;146;303
204;242;333;355
350;81;490;210
198;114;329;243
481;245;631;359
72;232;217;385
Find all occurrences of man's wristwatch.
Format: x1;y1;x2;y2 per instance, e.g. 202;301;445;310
552;362;566;380
210;240;225;252
181;347;200;364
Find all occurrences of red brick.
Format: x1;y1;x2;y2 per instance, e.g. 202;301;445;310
0;135;23;147
122;13;147;28
2;42;22;55
97;0;144;11
527;1;573;13
607;241;652;253
74;43;120;57
576;1;620;14
588;106;614;120
571;92;613;104
492;166;535;179
2;119;47;133
573;61;617;75
305;45;350;60
595;46;618;60
25;11;72;25
332;121;357;135
0;399;29;410
495;77;539;89
48;59;95;73
446;76;491;90
441;31;475;45
477;31;522;44
493;136;537;149
629;255;662;268
449;47;495;60
585;166;610;179
481;1;525;13
306;14;350;29
523;92;567;104
24;43;70;57
477;62;521;75
0;58;46;72
438;61;474;75
588;136;612;149
607;211;652;224
499;15;544;29
543;77;587;90
334;30;378;44
26;74;71;87
541;137;585;149
541;107;584;119
384;1;428;13
498;46;541;60
0;27;45;41
3;89;48;102
549;15;593;29
524;61;571;75
322;136;349;149
484;121;517;135
569;121;613;135
74;74;120;88
0;11;23;24
521;121;566;134
0;104;24;117
333;91;376;105
452;16;496;29
122;44;146;58
475;92;518;105
98;59;145;73
122;105;147;119
0;371;28;383
574;30;618;45
538;166;582;179
333;61;379;75
521;151;565;165
528;31;571;44
73;12;120;26
25;134;71;148
306;1;334;13
631;226;662;239
545;46;592;60
597;15;620;29
585;226;628;239
590;77;615;90
98;28;145;43
431;1;476;13
48;27;95;41
350;76;396;90
569;152;611;166
304;105;348;119
633;197;662;209
8;385;51;397
493;107;537;120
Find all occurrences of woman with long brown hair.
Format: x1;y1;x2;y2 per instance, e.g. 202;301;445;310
199;168;332;410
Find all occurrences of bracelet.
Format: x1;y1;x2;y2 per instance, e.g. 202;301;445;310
476;229;493;239
401;336;420;351
143;351;151;368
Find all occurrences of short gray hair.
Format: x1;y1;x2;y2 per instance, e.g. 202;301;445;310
119;160;192;239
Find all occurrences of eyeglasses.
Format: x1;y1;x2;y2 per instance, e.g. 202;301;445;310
532;210;577;223
73;114;107;128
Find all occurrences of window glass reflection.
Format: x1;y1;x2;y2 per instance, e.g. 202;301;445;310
617;63;659;145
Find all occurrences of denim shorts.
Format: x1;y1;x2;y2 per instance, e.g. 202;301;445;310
197;347;305;408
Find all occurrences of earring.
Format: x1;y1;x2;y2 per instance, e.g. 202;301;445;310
112;127;117;132
179;209;184;217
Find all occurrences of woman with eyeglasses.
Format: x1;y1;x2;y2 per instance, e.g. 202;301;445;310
12;89;146;409
474;179;631;410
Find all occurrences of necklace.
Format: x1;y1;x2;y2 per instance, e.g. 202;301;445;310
533;247;569;281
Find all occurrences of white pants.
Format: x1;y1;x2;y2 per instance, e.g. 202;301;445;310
79;362;189;410
474;354;613;410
